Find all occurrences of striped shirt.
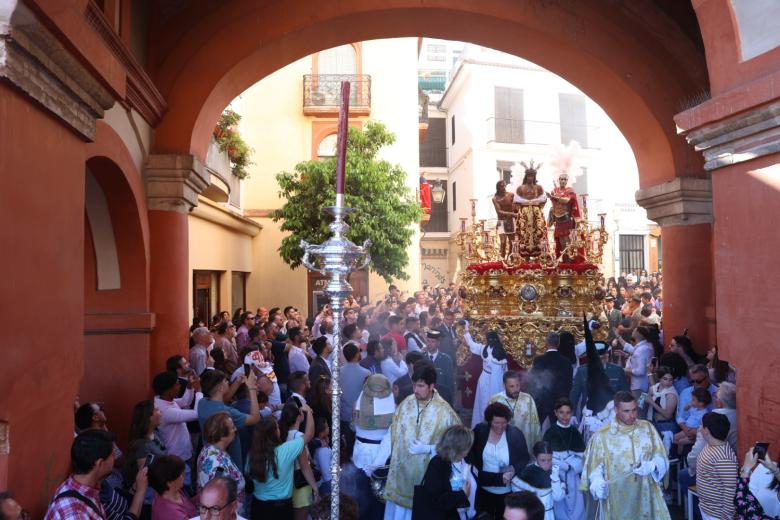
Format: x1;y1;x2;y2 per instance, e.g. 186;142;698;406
697;442;738;519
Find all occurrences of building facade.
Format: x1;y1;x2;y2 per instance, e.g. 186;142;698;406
420;43;659;284
187;39;422;322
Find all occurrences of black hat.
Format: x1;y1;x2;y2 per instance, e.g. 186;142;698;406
426;329;442;340
605;296;615;302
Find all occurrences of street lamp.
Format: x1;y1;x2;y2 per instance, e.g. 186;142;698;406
431;180;446;204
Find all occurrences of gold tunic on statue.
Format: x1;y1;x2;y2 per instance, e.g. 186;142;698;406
514;184;547;258
488;391;540;455
383;391;461;510
580;419;670;520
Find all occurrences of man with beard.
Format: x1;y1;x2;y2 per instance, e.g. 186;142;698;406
381;365;460;520
513;160;548;259
488;371;540;455
493;179;517;258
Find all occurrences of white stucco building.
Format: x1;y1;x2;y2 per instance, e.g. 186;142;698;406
418;42;659;284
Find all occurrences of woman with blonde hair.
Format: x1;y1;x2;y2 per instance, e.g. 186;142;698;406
415;425;476;520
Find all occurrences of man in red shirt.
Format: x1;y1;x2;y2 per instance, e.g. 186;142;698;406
382;315;407;351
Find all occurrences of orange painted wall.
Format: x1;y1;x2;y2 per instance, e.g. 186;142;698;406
149;210;191;378
659;224;714;353
0;84;86;515
711;154;780;454
82;123;154;450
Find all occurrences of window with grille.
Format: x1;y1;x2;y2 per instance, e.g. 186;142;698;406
619;235;645;273
559;93;588;147
494;87;524;143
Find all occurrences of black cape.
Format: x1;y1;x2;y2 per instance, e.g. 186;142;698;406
519;463;552;489
542;422;586;453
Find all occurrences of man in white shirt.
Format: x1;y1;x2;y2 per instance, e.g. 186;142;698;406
403;316;426;353
286;326;310;374
153;371;202;486
379;338;408;385
189;327;212;376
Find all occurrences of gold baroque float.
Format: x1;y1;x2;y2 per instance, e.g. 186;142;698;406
454;198;609;368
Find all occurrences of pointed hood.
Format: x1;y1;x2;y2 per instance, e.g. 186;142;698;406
584;314;613;414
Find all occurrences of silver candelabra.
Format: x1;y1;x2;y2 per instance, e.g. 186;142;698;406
301;199;370;519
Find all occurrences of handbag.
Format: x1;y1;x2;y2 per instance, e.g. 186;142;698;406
293;466;323;489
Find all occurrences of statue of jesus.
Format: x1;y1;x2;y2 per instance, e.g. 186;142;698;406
513;161;548;259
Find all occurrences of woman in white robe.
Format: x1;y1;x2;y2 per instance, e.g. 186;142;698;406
463;322;508;428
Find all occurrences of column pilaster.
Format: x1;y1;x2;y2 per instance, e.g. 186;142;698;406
145;154;209;374
636;177;714;351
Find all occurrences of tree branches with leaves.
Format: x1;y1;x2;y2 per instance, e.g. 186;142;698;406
272;121;422;282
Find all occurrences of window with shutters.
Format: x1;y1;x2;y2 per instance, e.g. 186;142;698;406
420;118;447;167
452;181;457;211
619;235;645;273
451;114;456;145
494;87;524;144
559;93;588;147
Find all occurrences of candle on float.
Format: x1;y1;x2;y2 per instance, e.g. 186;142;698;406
479;220;486;232
599;213;606;230
334;81;351;198
470;199;477;218
581;193;588;209
460;218;467;233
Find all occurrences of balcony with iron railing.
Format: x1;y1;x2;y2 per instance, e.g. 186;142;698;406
486;117;601;149
303;74;371;116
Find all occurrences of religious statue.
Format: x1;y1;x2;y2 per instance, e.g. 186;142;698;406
492;180;517;258
547;171;580;261
513;160;548;259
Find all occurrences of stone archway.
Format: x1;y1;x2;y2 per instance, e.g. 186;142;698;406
144;0;714;365
83;122;152;447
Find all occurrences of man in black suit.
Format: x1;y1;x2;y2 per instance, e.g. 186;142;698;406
308;336;332;384
424;330;455;406
527;332;573;428
436;309;459;359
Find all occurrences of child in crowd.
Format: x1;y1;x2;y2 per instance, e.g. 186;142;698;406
543;398;585;520
673;387;712;453
511;441;565;520
312;417;332;496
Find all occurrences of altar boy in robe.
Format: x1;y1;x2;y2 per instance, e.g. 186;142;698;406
580;390;671;520
543;398;585;520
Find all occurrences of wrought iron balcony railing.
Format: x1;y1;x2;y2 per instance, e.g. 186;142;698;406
303;74;371;115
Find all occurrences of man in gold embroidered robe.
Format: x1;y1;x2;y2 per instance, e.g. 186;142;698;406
514;161;548;259
488;370;540;455
580;390;670;520
382;364;461;520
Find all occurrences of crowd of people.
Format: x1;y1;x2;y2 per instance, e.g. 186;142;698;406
2;274;778;520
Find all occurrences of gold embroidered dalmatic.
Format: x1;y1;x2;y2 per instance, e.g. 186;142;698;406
488;391;540;455
580;419;670;520
383;391;461;509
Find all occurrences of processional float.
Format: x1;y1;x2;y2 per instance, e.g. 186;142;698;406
454;159;611;368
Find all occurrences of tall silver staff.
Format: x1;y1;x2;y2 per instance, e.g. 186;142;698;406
301;80;370;519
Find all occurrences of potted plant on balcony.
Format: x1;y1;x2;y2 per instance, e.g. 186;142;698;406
213;108;254;179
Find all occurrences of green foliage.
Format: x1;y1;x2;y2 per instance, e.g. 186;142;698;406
214;109;254;180
272;121;423;282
